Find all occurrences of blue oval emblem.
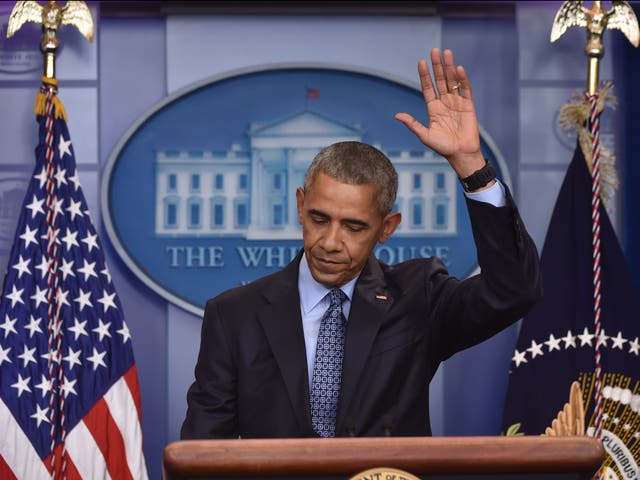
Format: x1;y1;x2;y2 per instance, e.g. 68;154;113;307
102;65;509;316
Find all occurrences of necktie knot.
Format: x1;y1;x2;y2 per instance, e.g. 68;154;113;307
328;287;347;310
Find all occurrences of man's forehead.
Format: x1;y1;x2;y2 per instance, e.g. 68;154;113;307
306;171;380;192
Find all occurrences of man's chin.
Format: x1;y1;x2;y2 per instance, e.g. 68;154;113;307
309;266;348;288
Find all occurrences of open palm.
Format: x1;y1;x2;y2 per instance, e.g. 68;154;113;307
396;49;484;178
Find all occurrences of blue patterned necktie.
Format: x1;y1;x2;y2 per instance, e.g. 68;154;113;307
310;287;347;437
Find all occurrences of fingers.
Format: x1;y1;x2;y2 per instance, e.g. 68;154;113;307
428;48;472;99
430;48;448;97
394;113;429;142
442;49;460;93
417;59;437;104
456;65;473;100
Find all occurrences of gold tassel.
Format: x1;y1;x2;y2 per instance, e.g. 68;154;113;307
558;82;618;207
33;92;46;116
33;76;68;121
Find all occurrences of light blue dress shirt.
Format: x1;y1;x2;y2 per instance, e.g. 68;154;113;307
298;255;358;390
297;180;506;388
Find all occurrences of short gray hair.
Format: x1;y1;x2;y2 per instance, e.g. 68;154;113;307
304;141;398;215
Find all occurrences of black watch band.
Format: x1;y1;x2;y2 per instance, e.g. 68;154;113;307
460;160;497;192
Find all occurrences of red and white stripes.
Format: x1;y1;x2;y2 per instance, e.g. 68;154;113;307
0;366;147;480
585;91;604;440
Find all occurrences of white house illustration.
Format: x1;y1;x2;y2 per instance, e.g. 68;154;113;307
155;110;457;238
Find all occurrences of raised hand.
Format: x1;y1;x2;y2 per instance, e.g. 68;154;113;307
396;48;485;179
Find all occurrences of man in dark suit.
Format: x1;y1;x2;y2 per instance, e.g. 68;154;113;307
181;49;542;439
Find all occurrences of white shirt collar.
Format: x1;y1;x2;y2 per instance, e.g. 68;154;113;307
298;253;358;314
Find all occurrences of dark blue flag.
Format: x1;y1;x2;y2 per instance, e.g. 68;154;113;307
0;85;147;479
502;145;640;478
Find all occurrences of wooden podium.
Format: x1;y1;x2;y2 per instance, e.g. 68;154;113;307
162;436;604;479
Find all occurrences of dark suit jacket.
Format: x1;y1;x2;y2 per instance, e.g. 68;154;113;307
181;194;542;439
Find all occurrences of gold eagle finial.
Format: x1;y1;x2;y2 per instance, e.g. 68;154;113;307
551;1;639;94
551;1;639;48
6;1;94;80
7;1;94;41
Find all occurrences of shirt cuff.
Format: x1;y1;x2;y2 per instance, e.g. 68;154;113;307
464;179;506;207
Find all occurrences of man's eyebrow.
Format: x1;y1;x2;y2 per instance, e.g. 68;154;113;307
308;209;370;228
309;209;330;219
343;218;369;228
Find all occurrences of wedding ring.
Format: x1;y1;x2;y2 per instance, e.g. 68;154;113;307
451;82;462;91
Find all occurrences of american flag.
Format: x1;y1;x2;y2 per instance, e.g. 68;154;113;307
0;82;148;479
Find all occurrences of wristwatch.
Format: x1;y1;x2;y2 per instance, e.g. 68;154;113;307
460;160;497;192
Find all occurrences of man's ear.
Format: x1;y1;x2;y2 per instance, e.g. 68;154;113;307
378;211;402;243
295;187;305;224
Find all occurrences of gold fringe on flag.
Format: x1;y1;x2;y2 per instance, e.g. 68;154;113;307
34;76;67;121
558;82;618;206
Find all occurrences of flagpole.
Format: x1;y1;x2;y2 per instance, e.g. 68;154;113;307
7;2;94;478
551;0;639;445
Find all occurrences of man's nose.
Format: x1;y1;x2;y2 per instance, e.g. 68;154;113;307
320;223;342;252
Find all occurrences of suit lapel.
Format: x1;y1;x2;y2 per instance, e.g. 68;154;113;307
336;255;392;433
257;252;314;435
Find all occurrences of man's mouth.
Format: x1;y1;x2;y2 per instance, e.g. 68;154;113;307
313;256;345;268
